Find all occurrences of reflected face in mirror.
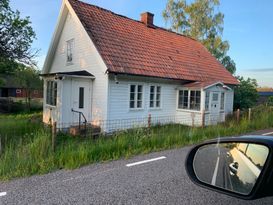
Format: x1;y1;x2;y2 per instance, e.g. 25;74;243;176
193;142;269;195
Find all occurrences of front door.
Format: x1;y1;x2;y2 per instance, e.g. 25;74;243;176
71;79;92;124
210;91;220;124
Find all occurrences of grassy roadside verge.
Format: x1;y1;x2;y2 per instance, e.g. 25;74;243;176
0;107;273;180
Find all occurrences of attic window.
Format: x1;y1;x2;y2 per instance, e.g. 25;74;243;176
66;39;74;64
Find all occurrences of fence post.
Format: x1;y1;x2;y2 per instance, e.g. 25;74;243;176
201;109;205;128
191;113;195;128
236;109;240;122
52;122;57;152
148;114;151;129
248;108;252;121
0;136;2;156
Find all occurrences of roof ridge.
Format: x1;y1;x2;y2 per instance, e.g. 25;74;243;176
68;0;198;42
66;0;238;85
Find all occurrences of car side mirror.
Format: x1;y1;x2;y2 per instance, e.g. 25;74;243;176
185;136;273;200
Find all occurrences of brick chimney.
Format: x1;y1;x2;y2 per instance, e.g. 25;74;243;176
140;12;154;27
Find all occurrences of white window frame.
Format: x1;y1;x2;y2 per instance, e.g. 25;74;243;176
129;84;144;110
177;89;201;111
66;39;74;65
177;90;189;109
220;92;225;111
46;80;57;106
149;85;162;109
205;91;210;111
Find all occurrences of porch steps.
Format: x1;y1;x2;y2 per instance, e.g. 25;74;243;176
69;124;101;137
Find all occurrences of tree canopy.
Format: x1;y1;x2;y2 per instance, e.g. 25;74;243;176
267;96;273;106
234;76;258;110
0;0;37;75
163;0;236;74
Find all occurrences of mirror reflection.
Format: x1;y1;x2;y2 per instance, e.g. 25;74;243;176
193;142;269;195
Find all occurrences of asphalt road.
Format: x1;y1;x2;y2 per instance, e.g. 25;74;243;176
0;131;273;205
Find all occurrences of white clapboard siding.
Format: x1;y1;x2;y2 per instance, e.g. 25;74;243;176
225;89;234;114
45;7;109;125
107;75;200;130
176;110;203;126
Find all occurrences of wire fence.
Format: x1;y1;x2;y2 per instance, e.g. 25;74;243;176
53;105;273;137
56;114;206;135
0;105;272;154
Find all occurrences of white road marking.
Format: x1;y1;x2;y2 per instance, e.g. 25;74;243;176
0;192;7;197
211;157;220;186
126;156;166;167
262;132;273;136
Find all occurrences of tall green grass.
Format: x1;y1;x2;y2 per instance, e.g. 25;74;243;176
0;112;42;150
0;107;273;180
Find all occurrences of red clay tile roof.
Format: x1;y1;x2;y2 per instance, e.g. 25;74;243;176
183;80;231;89
68;0;239;85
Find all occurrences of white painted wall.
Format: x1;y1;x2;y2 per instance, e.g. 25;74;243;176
205;85;234;114
43;78;62;126
107;75;203;131
107;75;235;130
44;5;109;128
108;75;177;129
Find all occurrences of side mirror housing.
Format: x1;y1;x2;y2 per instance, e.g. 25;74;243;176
185;136;273;200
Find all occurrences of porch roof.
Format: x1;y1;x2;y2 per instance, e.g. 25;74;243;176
182;80;232;90
40;70;95;79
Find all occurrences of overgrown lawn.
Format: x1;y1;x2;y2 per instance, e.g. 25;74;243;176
0;107;273;180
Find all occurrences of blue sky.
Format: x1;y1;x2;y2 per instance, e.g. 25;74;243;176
10;0;273;87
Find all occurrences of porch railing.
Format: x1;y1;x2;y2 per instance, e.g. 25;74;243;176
71;108;87;137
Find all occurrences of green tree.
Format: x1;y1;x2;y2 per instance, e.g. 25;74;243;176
163;0;236;74
16;66;43;111
267;96;273;106
234;76;258;110
0;0;37;76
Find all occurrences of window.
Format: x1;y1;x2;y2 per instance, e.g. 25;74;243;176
66;39;74;64
16;89;22;94
178;90;188;109
79;87;84;109
178;90;200;111
212;93;219;101
220;92;225;110
150;86;161;108
46;81;57;106
129;85;143;109
205;91;210;111
190;90;201;110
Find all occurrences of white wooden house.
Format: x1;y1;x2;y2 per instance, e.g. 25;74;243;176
41;0;239;132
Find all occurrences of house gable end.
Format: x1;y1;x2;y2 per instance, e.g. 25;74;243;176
42;0;108;75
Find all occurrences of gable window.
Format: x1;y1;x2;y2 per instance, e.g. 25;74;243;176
66;39;74;64
150;86;161;108
178;90;200;111
178;90;188;109
129;85;143;109
79;87;84;109
220;92;225;110
46;81;57;106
